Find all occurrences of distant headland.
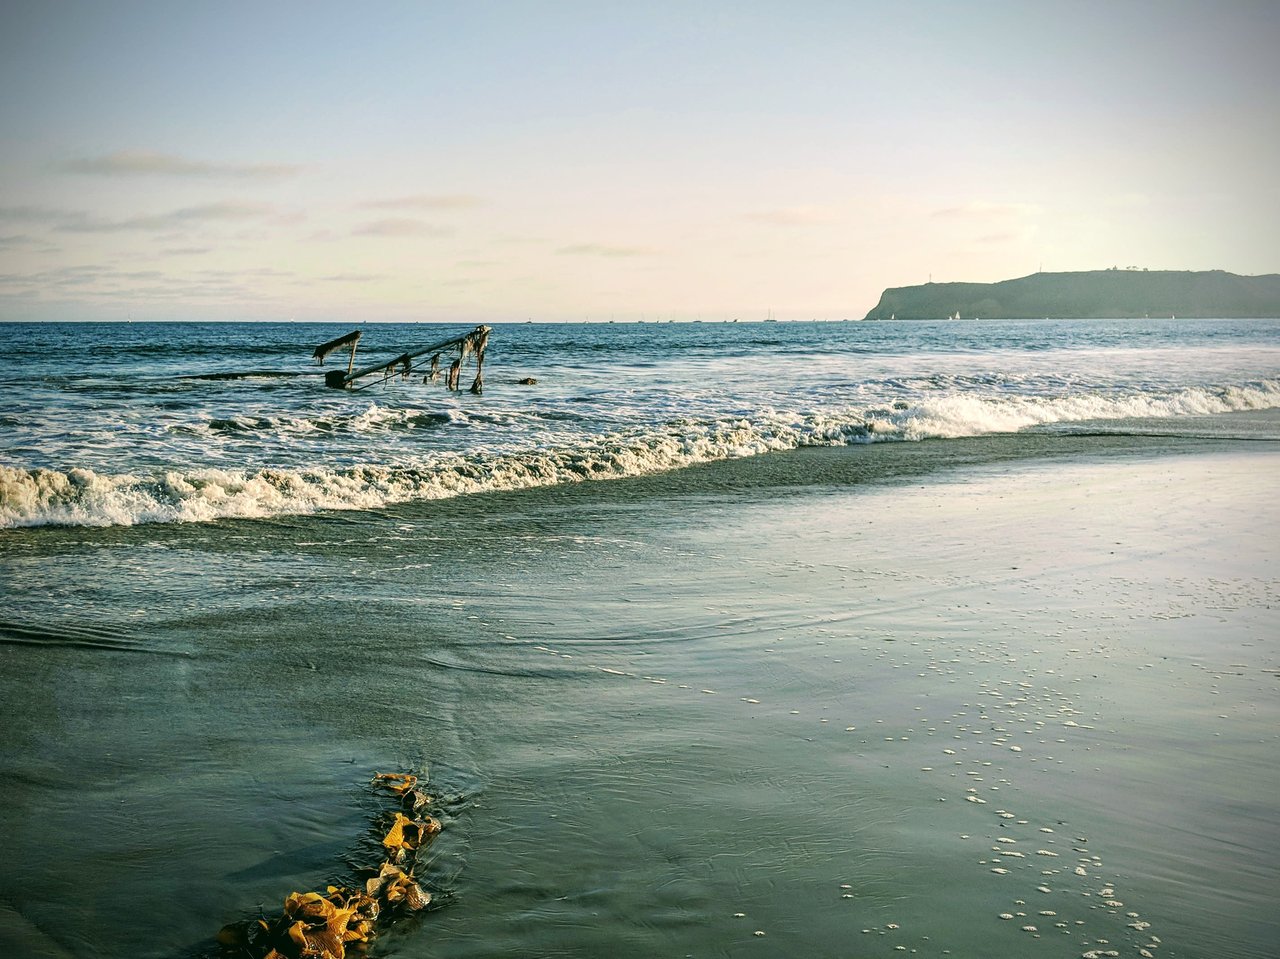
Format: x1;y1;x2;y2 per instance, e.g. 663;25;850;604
864;269;1280;320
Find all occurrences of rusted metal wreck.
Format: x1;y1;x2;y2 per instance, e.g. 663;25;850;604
314;325;490;393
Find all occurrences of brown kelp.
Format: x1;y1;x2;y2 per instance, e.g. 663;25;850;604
215;772;442;959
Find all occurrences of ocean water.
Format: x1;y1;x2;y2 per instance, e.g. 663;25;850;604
1;318;1278;527
1;318;1278;959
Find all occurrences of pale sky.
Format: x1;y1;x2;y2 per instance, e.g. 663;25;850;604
1;0;1276;322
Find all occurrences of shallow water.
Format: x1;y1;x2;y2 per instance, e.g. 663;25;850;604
2;432;1277;959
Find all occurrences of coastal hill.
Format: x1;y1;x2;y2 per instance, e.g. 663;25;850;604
864;269;1280;320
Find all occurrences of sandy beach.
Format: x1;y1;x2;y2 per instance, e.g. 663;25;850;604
2;440;1276;958
3;4;1276;955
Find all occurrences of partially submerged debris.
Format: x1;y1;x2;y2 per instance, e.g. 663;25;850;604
319;326;490;393
216;772;443;959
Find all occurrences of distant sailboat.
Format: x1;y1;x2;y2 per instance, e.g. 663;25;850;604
951;311;960;320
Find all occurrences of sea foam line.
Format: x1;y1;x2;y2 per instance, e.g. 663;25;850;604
2;380;1276;528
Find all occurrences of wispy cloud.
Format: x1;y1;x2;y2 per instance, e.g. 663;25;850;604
321;272;385;282
1;201;276;233
743;206;839;226
59;201;276;233
556;242;658;257
58;150;302;179
352;218;453;237
932;201;1042;220
0;264;155;290
197;267;294;279
360;194;482;211
0;260;295;306
0;233;42;249
0;204;75;224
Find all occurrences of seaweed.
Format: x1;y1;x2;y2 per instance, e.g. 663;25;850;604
215;772;443;959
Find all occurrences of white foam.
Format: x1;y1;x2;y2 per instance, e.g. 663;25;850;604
5;377;1278;529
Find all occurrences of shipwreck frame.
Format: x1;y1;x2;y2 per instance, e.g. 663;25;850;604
313;325;491;394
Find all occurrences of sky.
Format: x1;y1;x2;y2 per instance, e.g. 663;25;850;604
0;0;1276;322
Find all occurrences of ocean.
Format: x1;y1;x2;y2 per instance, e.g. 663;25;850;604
1;318;1277;959
2;318;1279;527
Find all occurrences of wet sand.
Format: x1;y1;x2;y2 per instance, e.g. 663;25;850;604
1;442;1277;958
418;447;1280;958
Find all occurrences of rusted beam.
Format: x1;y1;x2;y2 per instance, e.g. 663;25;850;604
312;330;362;369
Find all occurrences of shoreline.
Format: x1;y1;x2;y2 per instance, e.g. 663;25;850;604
1;441;1277;958
3;423;1272;544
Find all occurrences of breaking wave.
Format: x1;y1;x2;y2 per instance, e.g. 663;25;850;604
3;380;1277;528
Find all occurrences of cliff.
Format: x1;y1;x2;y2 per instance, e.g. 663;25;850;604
864;269;1280;320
